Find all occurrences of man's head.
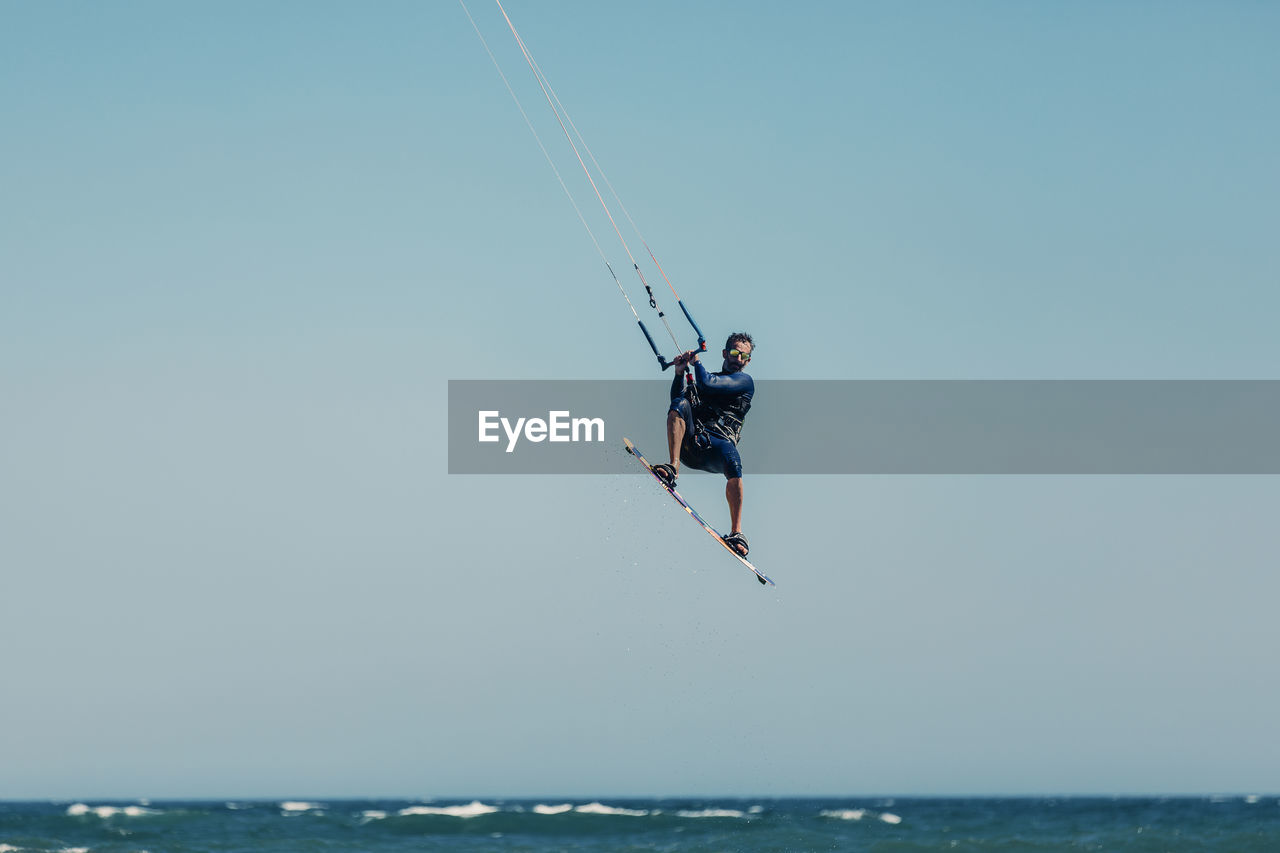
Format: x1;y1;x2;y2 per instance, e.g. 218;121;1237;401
722;332;753;373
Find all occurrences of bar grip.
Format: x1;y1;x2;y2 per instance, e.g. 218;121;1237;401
638;320;673;370
678;301;707;351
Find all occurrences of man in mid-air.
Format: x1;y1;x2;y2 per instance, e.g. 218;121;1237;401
651;332;755;557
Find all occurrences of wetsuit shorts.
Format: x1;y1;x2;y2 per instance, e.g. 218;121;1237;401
669;397;743;479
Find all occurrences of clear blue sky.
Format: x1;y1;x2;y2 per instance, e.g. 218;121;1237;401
3;1;1278;799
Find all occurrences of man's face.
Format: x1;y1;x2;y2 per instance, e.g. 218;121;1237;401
722;340;752;373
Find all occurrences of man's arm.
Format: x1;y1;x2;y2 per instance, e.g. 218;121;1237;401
670;350;700;398
669;367;685;399
692;361;753;395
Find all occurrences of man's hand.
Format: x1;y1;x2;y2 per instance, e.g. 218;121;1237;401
673;350;700;368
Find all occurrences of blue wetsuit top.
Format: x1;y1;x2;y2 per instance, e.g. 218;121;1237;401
668;361;754;479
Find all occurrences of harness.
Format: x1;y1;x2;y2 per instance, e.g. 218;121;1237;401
682;370;751;448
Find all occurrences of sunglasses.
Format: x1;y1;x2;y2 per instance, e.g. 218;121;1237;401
727;349;752;362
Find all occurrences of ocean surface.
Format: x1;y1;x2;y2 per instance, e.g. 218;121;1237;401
2;796;1278;852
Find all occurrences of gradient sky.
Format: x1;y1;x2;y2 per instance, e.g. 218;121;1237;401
3;1;1278;799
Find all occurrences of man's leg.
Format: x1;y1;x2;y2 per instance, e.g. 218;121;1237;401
666;406;687;470
726;477;743;534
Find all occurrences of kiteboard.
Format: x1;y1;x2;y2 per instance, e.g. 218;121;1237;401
623;437;774;586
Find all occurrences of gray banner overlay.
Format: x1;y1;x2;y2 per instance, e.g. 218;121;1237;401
448;380;1280;474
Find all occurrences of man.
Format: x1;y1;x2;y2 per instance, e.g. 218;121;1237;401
651;332;755;557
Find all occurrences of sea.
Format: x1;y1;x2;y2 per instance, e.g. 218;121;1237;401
2;796;1278;853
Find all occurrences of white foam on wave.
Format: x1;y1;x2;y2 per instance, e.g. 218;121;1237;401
1245;794;1260;804
361;810;388;821
676;808;747;819
397;801;498;818
532;803;573;815
574;802;650;817
61;848;90;853
279;802;323;813
1;844;25;852
821;808;901;825
66;804;159;819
